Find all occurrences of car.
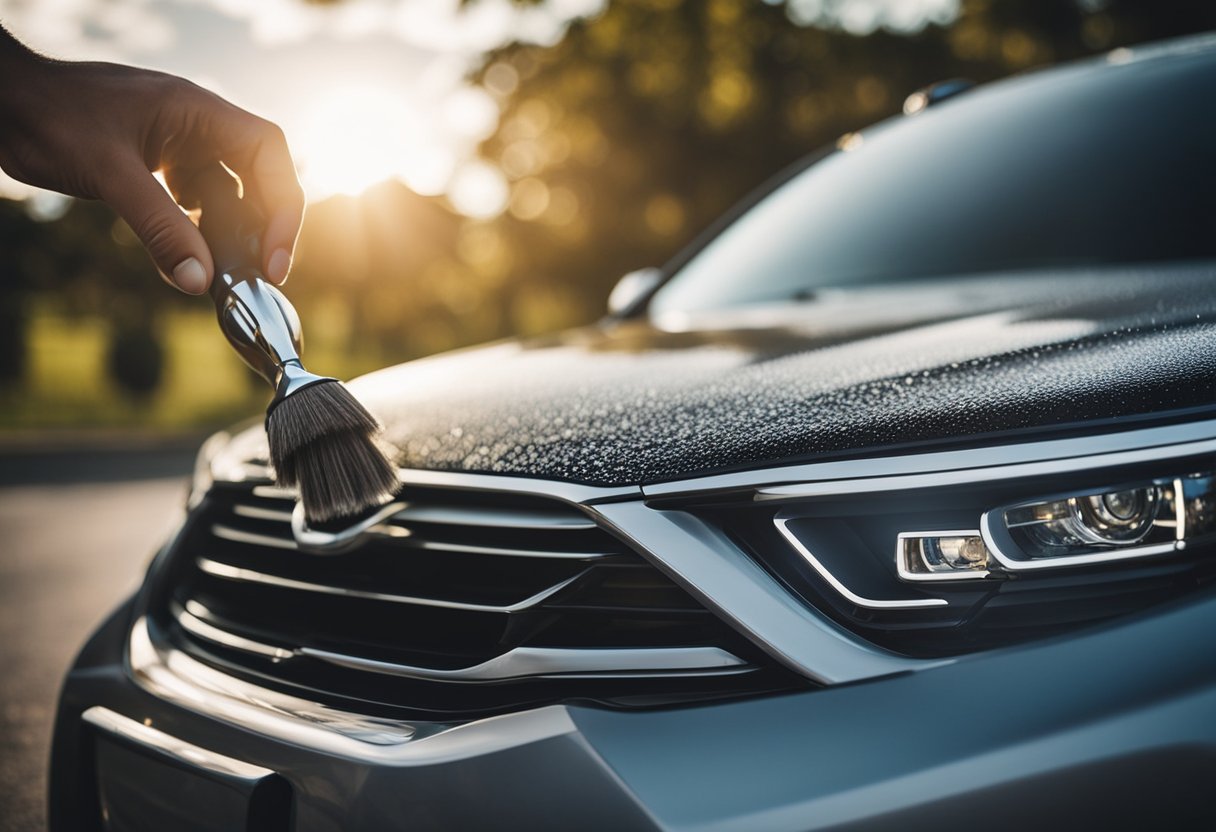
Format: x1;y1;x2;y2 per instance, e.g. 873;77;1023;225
50;32;1216;831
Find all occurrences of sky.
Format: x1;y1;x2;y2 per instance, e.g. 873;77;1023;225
0;0;959;216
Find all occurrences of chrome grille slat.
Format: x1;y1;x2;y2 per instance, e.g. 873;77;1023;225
212;520;615;560
391;538;616;560
153;477;789;718
231;504;295;523
240;491;597;530
390;504;597;530
196;557;586;613
175;604;748;682
251;484;294;500
211;524;297;550
178;603;293;660
299;645;750;682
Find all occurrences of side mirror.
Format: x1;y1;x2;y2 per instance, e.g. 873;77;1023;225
607;267;663;317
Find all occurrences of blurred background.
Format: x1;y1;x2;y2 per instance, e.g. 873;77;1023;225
3;3;1216;831
2;0;1215;439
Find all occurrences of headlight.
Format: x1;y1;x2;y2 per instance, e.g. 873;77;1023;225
984;473;1216;569
1012;486;1162;547
892;472;1216;579
680;449;1216;657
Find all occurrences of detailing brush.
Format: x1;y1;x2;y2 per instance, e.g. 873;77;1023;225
193;163;398;523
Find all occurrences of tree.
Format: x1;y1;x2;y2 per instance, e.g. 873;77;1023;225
464;0;1216;335
5;0;1216;391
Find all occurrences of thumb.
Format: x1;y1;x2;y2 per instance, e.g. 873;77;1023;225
101;165;215;295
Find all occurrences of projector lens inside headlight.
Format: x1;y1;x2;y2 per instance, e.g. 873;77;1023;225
1079;488;1157;539
996;471;1216;565
1005;486;1161;552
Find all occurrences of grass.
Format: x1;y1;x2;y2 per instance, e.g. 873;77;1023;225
0;308;391;434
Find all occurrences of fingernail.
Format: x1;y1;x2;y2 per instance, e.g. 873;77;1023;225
267;248;291;284
172;257;208;294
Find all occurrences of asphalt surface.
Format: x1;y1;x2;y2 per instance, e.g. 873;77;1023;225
0;448;194;832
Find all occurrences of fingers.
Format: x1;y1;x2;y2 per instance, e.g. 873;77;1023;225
213;116;305;285
247;123;305;285
101;163;214;294
158;86;304;284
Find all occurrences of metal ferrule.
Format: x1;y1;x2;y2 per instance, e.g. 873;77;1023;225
211;267;334;408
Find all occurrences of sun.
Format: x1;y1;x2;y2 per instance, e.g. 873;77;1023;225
289;80;504;213
295;85;442;199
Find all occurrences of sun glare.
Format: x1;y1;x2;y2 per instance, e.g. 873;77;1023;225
295;85;453;200
292;81;505;215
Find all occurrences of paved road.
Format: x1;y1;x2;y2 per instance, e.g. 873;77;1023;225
0;453;192;832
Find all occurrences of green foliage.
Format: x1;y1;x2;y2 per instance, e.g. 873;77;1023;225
2;0;1215;430
466;0;1216;330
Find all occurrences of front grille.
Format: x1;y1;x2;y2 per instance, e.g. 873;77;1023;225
147;479;800;719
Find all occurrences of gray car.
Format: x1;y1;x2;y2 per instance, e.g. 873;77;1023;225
51;33;1216;831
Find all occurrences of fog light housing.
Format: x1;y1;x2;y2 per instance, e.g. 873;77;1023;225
897;531;992;581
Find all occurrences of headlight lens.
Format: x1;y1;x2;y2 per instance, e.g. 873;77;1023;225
690;451;1216;657
1004;485;1164;552
896;472;1216;581
989;472;1216;568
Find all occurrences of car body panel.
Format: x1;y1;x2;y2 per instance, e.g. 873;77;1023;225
347;267;1216;487
50;587;1216;831
50;32;1216;832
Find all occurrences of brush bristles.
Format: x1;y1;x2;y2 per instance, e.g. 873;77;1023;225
267;380;398;523
267;380;380;480
293;433;399;522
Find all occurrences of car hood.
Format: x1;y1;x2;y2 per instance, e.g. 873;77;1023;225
341;266;1216;487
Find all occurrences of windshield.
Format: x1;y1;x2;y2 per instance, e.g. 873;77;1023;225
649;45;1216;316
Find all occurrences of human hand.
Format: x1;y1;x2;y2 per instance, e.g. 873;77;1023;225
0;33;304;295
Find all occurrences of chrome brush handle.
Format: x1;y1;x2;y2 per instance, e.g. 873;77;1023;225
194;164;331;406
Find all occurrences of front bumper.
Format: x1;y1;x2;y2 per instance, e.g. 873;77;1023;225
51;585;1216;831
